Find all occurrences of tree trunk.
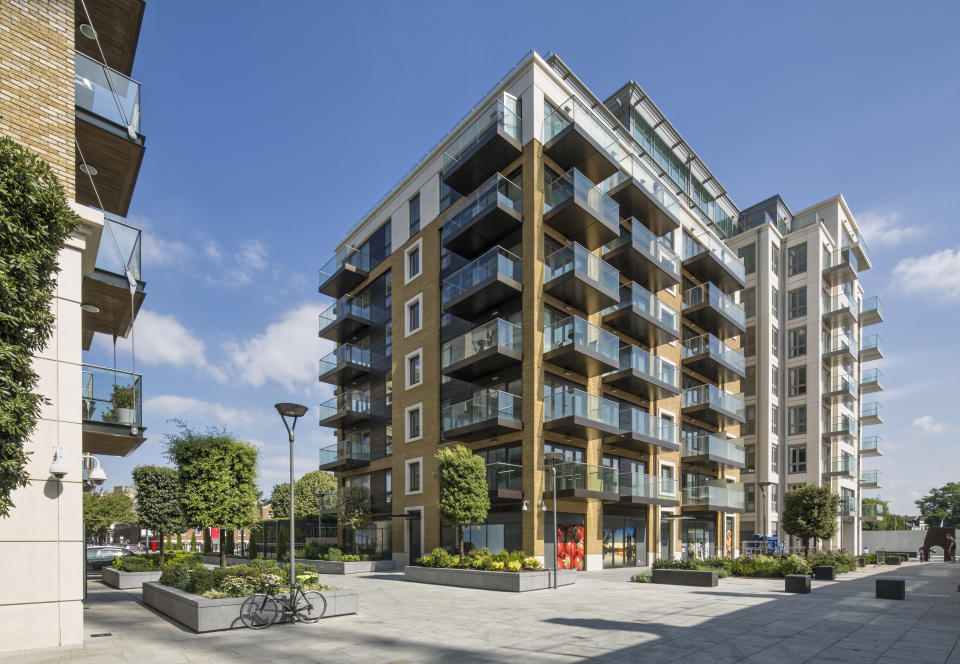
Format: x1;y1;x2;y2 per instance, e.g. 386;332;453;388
219;529;227;568
457;526;464;556
159;534;165;564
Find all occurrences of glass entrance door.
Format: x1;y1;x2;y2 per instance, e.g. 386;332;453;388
602;515;644;568
660;520;672;559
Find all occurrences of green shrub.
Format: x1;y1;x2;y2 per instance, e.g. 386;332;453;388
778;554;812;576
325;547;343;562
159;563;192;590
716;568;731;579
416;554;434;567
631;570;653;583
653;558;693;570
115;556;157;572
522;557;542;570
341;554;361;562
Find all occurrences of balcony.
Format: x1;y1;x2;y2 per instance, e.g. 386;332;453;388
486;462;523;500
317;487;370;516
318;344;370;385
441;319;521;382
318;436;370;471
318;294;371;342
82;218;145;350
546;461;619;501
681;334;746;383
318;246;369;298
609;407;680;453
604;345;680;400
823;248;858;286
862;502;884;522
543;388;619;438
823;456;855;477
824;377;858;402
823;416;856;438
542;96;621;183
543;242;619;314
861;334;884;362
442;390;522;442
602;218;680;292
600;155;681;236
839;496;857;519
860;296;884;326
543;169;620;250
317;390;370;428
681;434;746;469
861;402;883;426
823;334;857;365
441;246;522;318
442;174;522;258
846;231;872;271
317;491;340;515
441;100;522;195
682;233;746;294
74;0;144;76
681;484;745;513
603;282;680;346
860;369;883;394
682;384;745;427
822;294;858;327
543;315;619;377
81;365;145;456
682;283;746;338
860;470;882;489
74;51;144;217
616;472;679;507
860;435;883;458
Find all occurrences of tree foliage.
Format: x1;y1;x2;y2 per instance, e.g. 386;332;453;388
862;497;907;531
164;422;259;567
782;484;840;542
338;486;371;533
0;137;80;517
916;482;960;528
83;491;136;543
131;465;185;563
269;469;337;519
436;445;490;555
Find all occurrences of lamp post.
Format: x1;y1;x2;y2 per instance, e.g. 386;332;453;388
544;451;564;589
759;481;775;554
275;402;308;595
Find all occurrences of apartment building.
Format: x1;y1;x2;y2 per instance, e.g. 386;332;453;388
317;51;750;570
0;0;148;651
726;195;883;551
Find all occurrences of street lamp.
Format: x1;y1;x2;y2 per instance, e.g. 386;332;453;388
275;402;308;594
544;451;564;589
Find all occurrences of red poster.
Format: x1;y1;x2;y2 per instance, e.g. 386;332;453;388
210;527;220;539
556;523;585;570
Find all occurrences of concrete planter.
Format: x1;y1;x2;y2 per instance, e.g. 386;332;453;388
201;555;254;567
813;566;836;581
102;567;162;589
403;566;576;592
651;569;718;587
785;574;812;594
301;559;394;575
142;582;358;633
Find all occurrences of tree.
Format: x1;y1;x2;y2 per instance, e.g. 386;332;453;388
269;470;337;519
436;445;490;555
0;137;79;517
338;486;371;544
915;482;960;528
83;491;136;543
203;528;212;554
248;527;259;559
189;531;197;552
164;423;259;567
176;533;182;550
862;498;908;531
131;465;185;564
782;484;840;547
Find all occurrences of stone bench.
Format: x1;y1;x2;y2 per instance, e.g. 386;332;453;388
813;565;836;581
785;574;811;594
876;578;905;600
651;569;718;588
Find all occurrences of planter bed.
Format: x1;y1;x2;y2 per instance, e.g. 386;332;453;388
651;569;718;587
201;555;253;567
301;559;394;575
102;567;162;589
142;582;358;632
403;566;576;592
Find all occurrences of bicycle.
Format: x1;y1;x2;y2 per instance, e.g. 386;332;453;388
239;578;327;629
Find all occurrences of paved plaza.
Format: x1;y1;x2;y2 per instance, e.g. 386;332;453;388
7;562;959;664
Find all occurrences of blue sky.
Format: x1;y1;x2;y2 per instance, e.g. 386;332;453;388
90;1;960;513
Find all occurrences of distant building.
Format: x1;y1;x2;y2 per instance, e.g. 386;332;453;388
112;485;136;499
905;516;928;531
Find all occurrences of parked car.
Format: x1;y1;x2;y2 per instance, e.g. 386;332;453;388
86;546;131;571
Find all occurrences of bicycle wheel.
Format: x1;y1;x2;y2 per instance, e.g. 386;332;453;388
240;593;281;629
294;591;327;623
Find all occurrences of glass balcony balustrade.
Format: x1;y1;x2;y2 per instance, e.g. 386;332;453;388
600;154;682;233
822;293;858;321
823;456;855;475
543;95;621;172
548;461;619;496
862;502;884;520
441;318;521;379
681;434;746;467
682;283;746;334
682;231;747;291
543;169;620;249
95;218;142;281
545;242;619;292
441;101;521;173
81;365;142;428
823;247;858;273
682;484;745;512
681;333;746;377
318;344;370;382
682;384;745;420
318;435;371;468
441;390;521;436
441;246;522;304
861;334;883;361
617;407;680;450
618;472;677;502
317;390;370;425
860;470;882;487
826;376;858;398
75;50;141;135
544;315;619;367
441;173;522;255
318;294;371;340
319;245;370;297
824;416;856;436
861;402;883;424
861;369;883;393
824;334;857;356
544;388;619;432
604;282;680;343
860;296;883;325
603;218;680;288
606;345;680;397
860;436;882;456
839;496;857;517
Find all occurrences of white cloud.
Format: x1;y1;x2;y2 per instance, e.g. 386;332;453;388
856;209;924;248
144;394;261;429
96;309;212;373
203;238;269;286
912;415;949;434
892;247;960;301
142;233;191;267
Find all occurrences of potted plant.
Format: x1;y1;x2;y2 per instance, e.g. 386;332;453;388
103;384;137;425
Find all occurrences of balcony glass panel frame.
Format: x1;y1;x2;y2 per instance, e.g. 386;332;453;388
81;364;143;429
600;154;683;234
441;173;523;256
441;389;522;440
75;50;141;136
681;434;746;468
681;333;746;379
681;282;746;335
441;100;522;173
681;484;746;512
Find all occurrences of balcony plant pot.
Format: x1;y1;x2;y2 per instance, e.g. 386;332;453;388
103;384;137;425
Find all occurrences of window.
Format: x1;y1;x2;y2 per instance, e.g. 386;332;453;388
743;405;756;436
788;406;807;435
745;484;756;512
440;182;458;212
743;287;756;318
788;366;807;396
385;425;393;457
772;366;780;397
404;239;422;283
385;322;392;358
789;446;807;473
771;242;780;275
788;243;807;275
788;327;807;358
771;406;780;436
385;469;392;503
659;464;675;495
405;403;422;442
770;485;779;512
385;371;392;406
771;444;779;473
745;327;756;356
406;458;422;495
405;294;422;336
405;349;422;388
738;244;756;275
745;444;756;473
744;365;756;396
772;288;779;319
408;193;420;236
771;326;779;356
788;288;807;319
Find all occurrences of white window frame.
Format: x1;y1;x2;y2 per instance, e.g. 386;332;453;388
658;460;677;496
404;238;423;284
404;402;423;442
405;457;424;495
405;348;423;389
404;293;423;337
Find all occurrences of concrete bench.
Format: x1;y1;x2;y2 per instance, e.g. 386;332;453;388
876;578;905;600
651;569;718;587
785;574;811;594
813;566;836;581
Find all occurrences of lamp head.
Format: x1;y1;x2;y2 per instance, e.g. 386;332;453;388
275;402;308;443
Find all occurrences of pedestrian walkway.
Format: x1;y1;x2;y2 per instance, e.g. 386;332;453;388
5;561;958;663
